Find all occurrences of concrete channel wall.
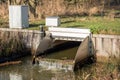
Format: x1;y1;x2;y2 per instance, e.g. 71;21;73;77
92;34;120;58
0;28;42;55
0;28;119;58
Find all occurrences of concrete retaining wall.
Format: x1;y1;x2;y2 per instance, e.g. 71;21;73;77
92;34;120;57
0;28;42;55
0;28;119;58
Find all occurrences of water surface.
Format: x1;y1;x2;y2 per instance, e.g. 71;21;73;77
0;56;75;80
0;42;79;80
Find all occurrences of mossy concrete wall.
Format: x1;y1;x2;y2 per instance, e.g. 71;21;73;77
0;28;42;55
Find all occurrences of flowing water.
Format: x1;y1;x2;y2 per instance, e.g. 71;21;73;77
0;56;76;80
0;41;80;80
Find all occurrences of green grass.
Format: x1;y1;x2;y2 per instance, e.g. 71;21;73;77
28;16;120;35
0;16;119;35
28;20;45;30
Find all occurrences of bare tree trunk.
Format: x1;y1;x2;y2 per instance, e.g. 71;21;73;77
101;0;105;17
8;0;11;5
108;0;111;7
116;0;120;5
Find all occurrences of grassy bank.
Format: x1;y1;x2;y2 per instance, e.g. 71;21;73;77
0;16;120;35
28;16;120;35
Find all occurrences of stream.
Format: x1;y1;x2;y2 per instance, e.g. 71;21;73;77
0;41;87;80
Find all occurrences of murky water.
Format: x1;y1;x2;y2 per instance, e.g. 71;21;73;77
44;41;80;60
0;56;76;80
46;47;78;60
0;42;80;80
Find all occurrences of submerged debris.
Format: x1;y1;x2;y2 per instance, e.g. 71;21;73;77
0;61;22;67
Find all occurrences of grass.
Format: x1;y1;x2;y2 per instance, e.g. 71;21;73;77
28;16;120;35
28;20;45;30
0;16;120;35
0;18;8;28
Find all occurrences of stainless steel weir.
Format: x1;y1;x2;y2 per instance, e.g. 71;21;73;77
34;27;95;71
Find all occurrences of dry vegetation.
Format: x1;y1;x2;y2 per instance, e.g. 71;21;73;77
0;0;119;34
0;0;120;19
75;62;120;80
75;41;120;80
0;3;8;19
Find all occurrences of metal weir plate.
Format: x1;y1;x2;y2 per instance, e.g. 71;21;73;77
35;57;74;71
48;27;91;41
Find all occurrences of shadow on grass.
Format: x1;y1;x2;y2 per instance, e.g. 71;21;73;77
29;23;45;28
61;20;75;24
0;22;9;28
61;20;85;28
67;25;85;28
29;23;40;28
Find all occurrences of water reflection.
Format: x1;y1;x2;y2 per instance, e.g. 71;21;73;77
0;56;76;80
0;69;75;80
0;71;9;80
0;42;80;80
10;73;22;80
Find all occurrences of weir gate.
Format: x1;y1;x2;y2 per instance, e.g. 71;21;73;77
35;27;95;71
